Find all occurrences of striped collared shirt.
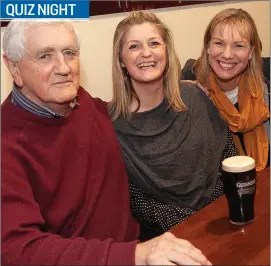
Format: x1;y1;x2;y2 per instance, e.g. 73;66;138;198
11;85;78;118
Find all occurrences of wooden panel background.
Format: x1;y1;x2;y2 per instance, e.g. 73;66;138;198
1;1;220;27
90;1;219;16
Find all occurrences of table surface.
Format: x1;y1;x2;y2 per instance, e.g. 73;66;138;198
170;167;270;265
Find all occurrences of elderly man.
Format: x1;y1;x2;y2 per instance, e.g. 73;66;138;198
1;20;211;265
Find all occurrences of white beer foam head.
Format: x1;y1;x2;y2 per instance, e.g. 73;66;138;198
222;156;255;173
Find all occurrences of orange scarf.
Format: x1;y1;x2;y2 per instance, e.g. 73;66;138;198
209;71;269;171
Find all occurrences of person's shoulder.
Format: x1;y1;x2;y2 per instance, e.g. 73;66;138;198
78;86;109;115
2;94;12;113
180;81;209;105
2;99;11;134
180;81;221;118
180;81;204;95
2;101;27;149
1;95;22;132
78;86;107;105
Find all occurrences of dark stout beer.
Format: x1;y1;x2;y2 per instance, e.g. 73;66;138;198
222;156;256;225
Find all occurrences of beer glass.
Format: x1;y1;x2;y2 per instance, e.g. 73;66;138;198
222;156;256;225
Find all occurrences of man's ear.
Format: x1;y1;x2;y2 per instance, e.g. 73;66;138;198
3;54;23;87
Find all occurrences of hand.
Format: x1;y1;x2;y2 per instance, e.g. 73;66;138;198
183;80;210;97
135;232;212;265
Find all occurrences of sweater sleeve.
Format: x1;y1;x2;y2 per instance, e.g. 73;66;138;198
2;145;138;265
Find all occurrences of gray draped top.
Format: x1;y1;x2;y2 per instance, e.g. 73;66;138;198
113;83;227;210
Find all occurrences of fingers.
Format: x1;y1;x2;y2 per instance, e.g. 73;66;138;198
182;79;197;85
194;82;210;97
172;242;210;265
167;250;201;265
166;233;211;265
138;232;212;265
181;80;210;97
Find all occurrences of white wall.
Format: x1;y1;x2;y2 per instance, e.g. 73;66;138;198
1;0;270;102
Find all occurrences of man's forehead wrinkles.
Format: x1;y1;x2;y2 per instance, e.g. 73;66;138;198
26;42;77;57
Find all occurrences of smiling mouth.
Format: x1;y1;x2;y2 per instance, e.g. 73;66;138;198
137;61;156;69
218;61;237;69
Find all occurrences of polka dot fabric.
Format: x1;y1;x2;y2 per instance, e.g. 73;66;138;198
129;128;239;234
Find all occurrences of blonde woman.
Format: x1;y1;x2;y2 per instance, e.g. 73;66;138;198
193;8;269;171
109;11;238;240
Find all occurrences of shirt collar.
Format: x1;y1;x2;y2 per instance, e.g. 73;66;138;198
11;84;79;118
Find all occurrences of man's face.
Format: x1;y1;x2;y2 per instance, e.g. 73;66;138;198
15;23;80;113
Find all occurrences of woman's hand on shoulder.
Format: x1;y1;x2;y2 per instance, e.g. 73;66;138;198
182;80;210;97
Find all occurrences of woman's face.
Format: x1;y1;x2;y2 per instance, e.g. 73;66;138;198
207;24;253;89
120;22;167;88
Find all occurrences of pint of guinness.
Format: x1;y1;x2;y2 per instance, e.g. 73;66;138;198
222;156;256;225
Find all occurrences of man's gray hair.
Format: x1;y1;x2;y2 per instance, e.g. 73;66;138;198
3;20;80;62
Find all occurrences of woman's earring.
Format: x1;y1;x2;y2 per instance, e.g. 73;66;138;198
122;67;129;78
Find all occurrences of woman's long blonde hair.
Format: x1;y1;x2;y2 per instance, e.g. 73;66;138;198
109;11;186;120
193;8;264;97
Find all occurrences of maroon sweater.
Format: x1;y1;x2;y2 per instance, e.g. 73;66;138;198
1;88;139;265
